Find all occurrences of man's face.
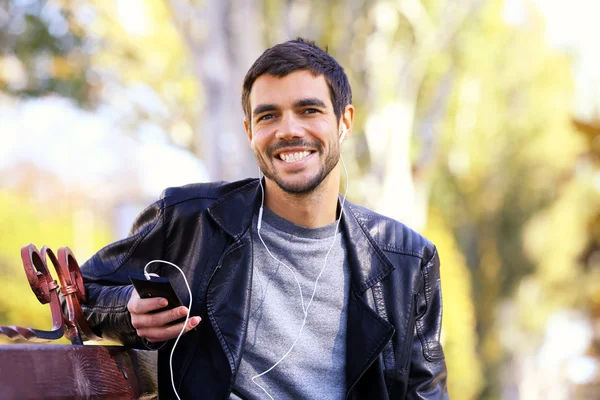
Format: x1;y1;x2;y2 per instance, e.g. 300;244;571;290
245;70;342;195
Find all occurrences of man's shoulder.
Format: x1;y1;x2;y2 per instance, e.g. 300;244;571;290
160;178;257;208
347;202;436;261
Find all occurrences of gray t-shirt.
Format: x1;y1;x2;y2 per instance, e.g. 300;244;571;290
230;207;350;400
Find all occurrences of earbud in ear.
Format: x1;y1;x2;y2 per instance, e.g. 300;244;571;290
339;126;347;144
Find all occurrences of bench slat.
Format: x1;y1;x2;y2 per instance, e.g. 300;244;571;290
0;345;157;399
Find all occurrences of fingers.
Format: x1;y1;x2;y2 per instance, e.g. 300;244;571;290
127;289;169;315
128;287;202;343
140;316;202;343
132;306;189;329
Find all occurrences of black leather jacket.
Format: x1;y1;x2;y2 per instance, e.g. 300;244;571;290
80;179;448;399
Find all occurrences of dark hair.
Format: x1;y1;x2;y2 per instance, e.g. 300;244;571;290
242;38;352;124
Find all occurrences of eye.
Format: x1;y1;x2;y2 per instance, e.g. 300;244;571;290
257;114;275;122
303;108;319;114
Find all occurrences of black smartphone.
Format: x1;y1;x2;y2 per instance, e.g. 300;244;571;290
129;274;184;312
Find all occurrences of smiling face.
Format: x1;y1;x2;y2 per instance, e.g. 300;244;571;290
245;70;348;195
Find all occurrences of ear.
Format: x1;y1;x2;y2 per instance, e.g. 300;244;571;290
244;119;254;149
339;104;355;143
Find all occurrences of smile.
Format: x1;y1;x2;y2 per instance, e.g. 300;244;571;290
278;151;312;163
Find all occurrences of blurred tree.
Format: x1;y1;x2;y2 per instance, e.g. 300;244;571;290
426;0;586;396
573;118;600;276
0;0;94;104
568;117;600;393
167;0;262;181
1;0;202;157
2;0;597;398
425;210;484;399
349;0;483;229
83;0;201;151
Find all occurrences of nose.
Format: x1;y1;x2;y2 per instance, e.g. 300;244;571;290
275;113;305;141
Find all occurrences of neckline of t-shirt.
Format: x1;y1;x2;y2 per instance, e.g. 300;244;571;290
258;207;339;240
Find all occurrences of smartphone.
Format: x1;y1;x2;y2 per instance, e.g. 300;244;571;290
129;273;184;312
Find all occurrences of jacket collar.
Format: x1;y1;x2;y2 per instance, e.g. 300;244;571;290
207;179;395;293
206;179;396;395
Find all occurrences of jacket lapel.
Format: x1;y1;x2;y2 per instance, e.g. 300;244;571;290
205;235;253;381
345;290;395;395
341;202;396;292
204;181;260;381
341;202;397;395
204;180;399;394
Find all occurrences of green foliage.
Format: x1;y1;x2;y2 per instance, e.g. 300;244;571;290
0;1;93;104
425;210;483;400
87;0;200;148
425;0;587;396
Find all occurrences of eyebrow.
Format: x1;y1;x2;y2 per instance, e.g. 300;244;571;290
293;98;327;108
252;104;278;117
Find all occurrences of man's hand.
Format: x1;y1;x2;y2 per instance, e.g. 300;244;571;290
128;288;201;343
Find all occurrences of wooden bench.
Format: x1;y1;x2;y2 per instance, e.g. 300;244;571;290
0;245;158;400
0;344;157;399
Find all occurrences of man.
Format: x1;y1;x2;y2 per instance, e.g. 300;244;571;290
80;39;448;399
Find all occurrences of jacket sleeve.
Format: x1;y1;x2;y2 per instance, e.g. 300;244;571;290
407;246;449;399
79;198;166;348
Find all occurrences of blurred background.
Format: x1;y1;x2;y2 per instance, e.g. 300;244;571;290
0;0;599;398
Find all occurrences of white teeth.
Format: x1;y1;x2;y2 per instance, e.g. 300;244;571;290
279;151;311;163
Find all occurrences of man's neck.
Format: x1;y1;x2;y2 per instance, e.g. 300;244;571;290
263;166;341;228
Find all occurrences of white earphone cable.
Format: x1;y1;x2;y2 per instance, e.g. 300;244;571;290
138;140;349;400
143;260;193;400
252;153;349;400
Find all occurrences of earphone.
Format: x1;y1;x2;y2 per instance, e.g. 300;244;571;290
143;261;193;400
339;125;347;143
252;151;349;400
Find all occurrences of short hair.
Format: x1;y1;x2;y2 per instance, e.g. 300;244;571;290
242;38;352;124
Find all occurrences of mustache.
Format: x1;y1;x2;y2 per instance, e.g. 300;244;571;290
266;139;323;156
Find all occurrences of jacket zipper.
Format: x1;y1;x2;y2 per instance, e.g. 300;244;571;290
401;293;418;374
176;239;242;393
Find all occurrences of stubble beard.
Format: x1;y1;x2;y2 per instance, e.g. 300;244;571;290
255;140;340;195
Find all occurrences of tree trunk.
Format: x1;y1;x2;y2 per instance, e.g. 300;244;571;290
169;0;264;181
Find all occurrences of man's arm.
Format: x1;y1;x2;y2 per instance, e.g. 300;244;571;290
80;199;167;348
407;247;449;399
